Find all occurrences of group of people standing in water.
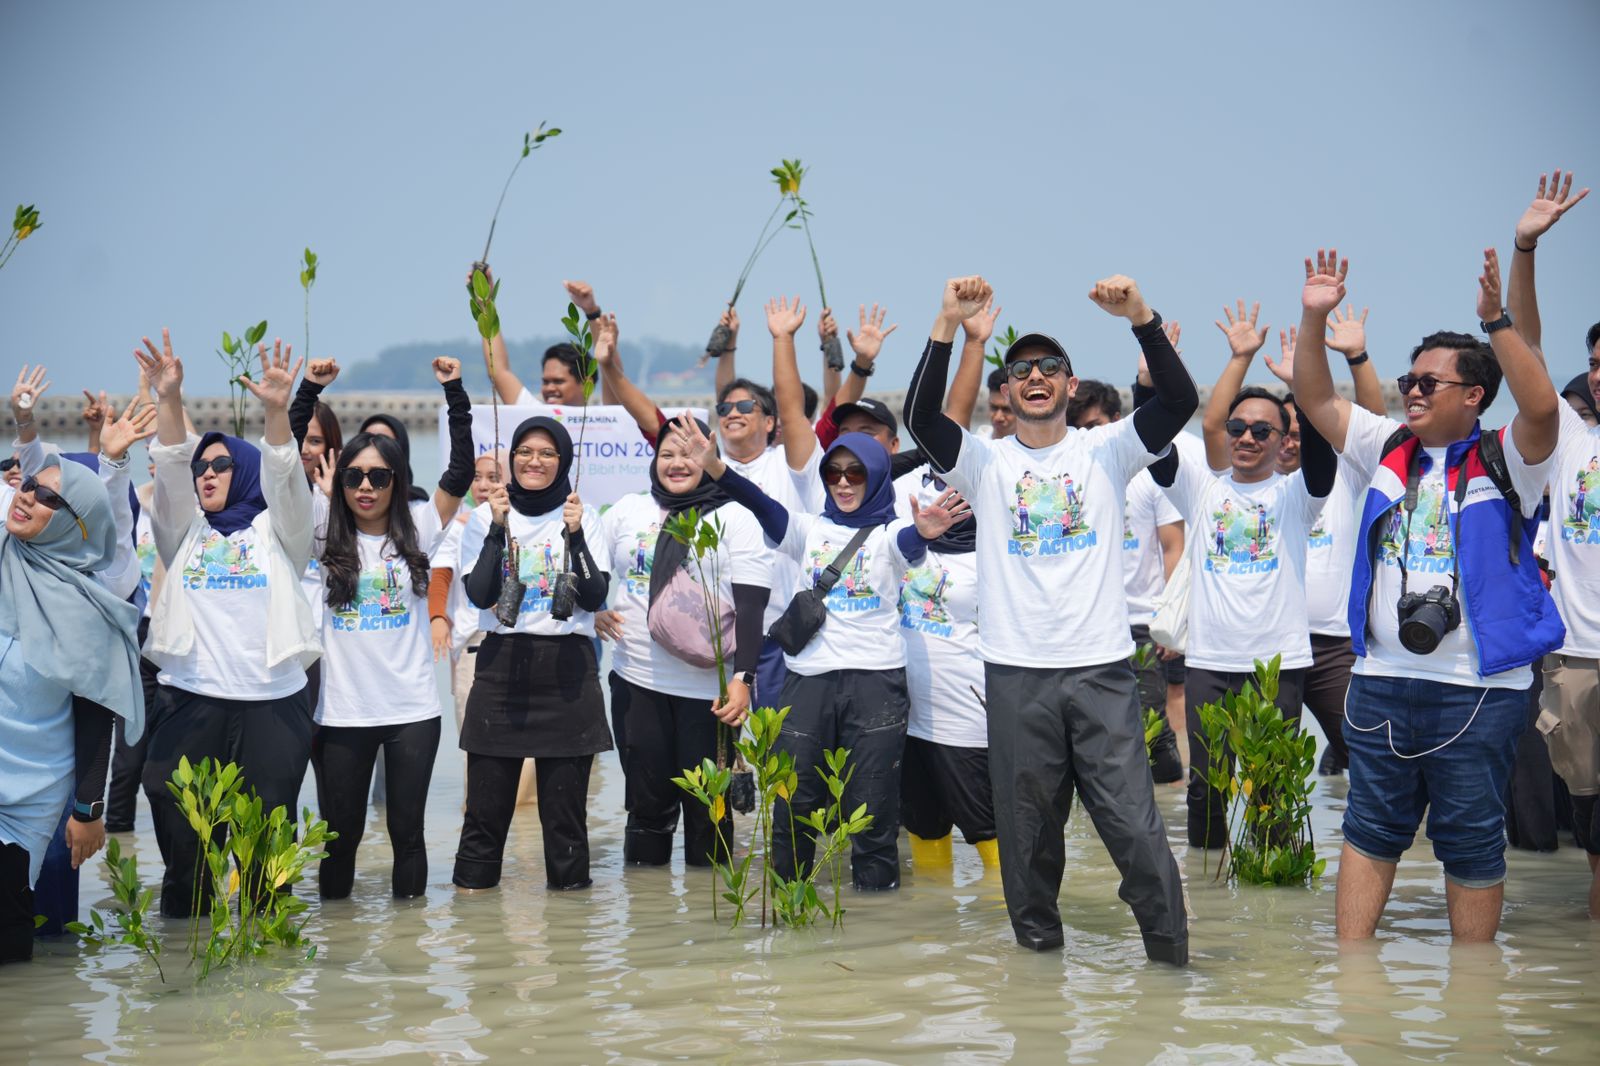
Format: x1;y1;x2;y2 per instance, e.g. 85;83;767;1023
3;170;1598;968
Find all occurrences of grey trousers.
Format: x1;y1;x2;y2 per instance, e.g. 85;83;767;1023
985;659;1188;963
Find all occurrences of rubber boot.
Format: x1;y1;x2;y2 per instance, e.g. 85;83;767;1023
908;832;952;866
974;837;1000;869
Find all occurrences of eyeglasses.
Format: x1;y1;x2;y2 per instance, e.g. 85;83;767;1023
0;458;17;472
1225;419;1281;442
512;446;560;462
340;467;395;490
20;475;88;540
190;456;236;478
1396;373;1469;398
921;470;948;491
822;464;868;486
1007;355;1068;380
716;399;763;417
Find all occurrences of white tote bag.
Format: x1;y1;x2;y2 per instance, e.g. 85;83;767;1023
1148;554;1191;653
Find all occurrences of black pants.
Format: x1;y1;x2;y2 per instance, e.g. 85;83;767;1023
1184;665;1308;850
141;683;313;918
0;843;32;964
312;717;441;899
454;753;594;890
900;736;995;843
1304;633;1354;769
985;659;1187;961
106;618;159;831
771;668;909;890
609;672;729;867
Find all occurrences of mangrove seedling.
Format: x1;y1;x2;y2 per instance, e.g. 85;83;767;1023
476;122;561;268
468;266;524;626
772;159;843;371
0;203;41;271
67;836;165;982
299;248;318;362
216;320;269;436
701;166;791;364
549;301;599;620
985;325;1021;370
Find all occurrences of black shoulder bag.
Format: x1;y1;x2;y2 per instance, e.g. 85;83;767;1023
766;525;875;655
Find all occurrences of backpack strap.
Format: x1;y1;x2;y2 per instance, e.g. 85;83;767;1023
1379;425;1415;458
1474;429;1522;565
814;525;876;594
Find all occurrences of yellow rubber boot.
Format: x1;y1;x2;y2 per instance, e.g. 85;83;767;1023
975;838;1000;869
909;833;953;866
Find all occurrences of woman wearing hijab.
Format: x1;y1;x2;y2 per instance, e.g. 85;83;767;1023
0;457;144;961
134;332;318;919
455;416;611;891
597;415;770;866
674;421;967;891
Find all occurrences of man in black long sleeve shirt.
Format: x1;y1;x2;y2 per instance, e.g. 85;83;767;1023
902;275;1197;965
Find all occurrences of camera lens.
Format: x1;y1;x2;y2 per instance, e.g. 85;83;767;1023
1397;595;1453;655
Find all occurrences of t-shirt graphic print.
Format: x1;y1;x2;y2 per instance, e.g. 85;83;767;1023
1205;498;1280;573
899;560;956;636
331;559;414;632
1562;457;1600;544
510;533;563;617
815;541;879;611
1007;469;1096;557
1376;480;1455;576
183;530;266;590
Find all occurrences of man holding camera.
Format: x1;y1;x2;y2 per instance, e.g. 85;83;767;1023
1291;247;1564;942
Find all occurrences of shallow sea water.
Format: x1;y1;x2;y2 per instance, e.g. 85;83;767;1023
9;669;1599;1065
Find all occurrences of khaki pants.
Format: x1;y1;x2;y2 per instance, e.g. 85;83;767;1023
1540;654;1600;795
452;632;537;806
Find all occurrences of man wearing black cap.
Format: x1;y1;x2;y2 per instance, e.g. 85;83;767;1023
903;275;1198;965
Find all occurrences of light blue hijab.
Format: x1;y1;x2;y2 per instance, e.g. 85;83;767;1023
0;456;144;740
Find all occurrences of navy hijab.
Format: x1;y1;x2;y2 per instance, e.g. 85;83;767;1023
821;432;898;529
193;432;267;536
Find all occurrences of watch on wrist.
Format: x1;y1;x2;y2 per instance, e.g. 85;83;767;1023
585;307;603;321
1481;311;1514;334
1344;350;1370;367
72;799;104;822
848;360;874;378
733;670;756;693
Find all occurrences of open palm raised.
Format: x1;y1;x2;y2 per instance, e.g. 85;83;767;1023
1301;248;1348;315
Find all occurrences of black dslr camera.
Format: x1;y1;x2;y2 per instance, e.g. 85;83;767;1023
1396;586;1460;654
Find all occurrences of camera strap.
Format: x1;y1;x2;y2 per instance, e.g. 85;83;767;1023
1396;445;1469;601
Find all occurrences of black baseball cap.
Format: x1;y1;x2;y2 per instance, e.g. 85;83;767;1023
1004;332;1074;375
834;397;899;438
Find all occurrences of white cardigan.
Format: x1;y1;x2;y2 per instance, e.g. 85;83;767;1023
143;434;320;673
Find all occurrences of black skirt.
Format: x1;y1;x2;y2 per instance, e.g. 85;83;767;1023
459;633;613;759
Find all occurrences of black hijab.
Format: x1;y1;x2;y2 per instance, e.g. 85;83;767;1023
360;414;430;502
647;417;732;608
915;465;976;555
507;416;574;517
1561;372;1598;424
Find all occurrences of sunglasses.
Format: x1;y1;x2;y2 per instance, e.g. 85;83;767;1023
1225;419;1281;443
190;455;236;478
822;464;868;486
716;399;763;417
0;458;17;473
1396;373;1469;398
1007;355;1068;380
921;470;948;491
20;475;88;540
340;467;395;490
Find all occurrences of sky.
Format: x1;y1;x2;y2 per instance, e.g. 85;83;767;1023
3;0;1598;416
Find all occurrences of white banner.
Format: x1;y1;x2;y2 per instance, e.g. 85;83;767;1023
438;403;707;508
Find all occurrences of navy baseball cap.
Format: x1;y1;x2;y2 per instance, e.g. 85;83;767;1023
833;397;899;438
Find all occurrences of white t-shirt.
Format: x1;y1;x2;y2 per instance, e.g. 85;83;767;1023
158;522;306;699
1303;459;1362;637
315;502;446;727
1342;406;1552;689
457;500;604;638
940;418;1160;668
726;446;814;630
135;509;157;621
1544;403;1600;656
1123;469;1181;625
431;512;482;652
1162;463;1325;671
774;513;918;676
599;492;769;700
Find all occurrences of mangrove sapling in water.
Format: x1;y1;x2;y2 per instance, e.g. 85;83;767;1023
550;302;599;620
467;267;524;626
216;319;269;436
0;203;41;272
1193;656;1326;887
67;837;165;982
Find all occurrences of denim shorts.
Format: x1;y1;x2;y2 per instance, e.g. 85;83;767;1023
1341;673;1529;888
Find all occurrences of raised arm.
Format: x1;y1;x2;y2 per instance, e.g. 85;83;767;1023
1322;306;1387;415
433;356;473;526
712;306;740;399
9;364;49;448
818;308;842;403
472;264;525;405
291;358;339;447
1090;277;1198;455
592;312;666;439
240;340;315;570
1507;169;1589;355
1289;249;1354;451
904;276;994;472
767;295;819;471
96;396;159;600
1479;247;1558;463
671;414;790;545
1201;300;1270;470
80;390;108;456
829;302;899;411
947;298;999;425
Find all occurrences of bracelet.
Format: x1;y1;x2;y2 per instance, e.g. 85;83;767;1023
1344;351;1370;367
585;307;603;321
1514;239;1537;253
849;360;874;379
12;417;33;428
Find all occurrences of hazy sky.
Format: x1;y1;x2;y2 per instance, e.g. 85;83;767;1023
3;0;1597;415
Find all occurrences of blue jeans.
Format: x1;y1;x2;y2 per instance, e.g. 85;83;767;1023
1342;674;1529;887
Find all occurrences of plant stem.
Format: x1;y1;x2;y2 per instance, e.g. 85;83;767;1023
481;153;528;263
798;206;827;311
728;199;787;307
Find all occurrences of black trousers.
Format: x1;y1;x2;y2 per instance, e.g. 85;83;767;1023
900;736;995;843
312;717;441;899
1304;633;1355;768
609;672;729;867
141;683;313;918
771;668;909;890
454;753;594;890
106;617;159;831
1184;665;1307;850
0;843;32;964
984;659;1187;961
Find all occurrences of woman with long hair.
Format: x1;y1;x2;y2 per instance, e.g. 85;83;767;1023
310;357;473;899
455;417;611;891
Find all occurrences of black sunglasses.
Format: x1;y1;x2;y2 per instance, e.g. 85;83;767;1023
1007;355;1068;380
822;464;868;486
921;470;948;491
716;399;763;417
1396;373;1469;398
191;455;237;478
0;457;17;472
1225;419;1280;442
340;467;395;491
20;475;88;540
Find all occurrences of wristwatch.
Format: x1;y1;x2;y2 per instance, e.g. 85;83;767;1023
1344;350;1370;367
585;306;603;321
71;799;104;823
1480;311;1514;334
733;670;756;693
849;360;874;378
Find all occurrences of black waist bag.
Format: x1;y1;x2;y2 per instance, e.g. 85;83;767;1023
765;525;874;656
